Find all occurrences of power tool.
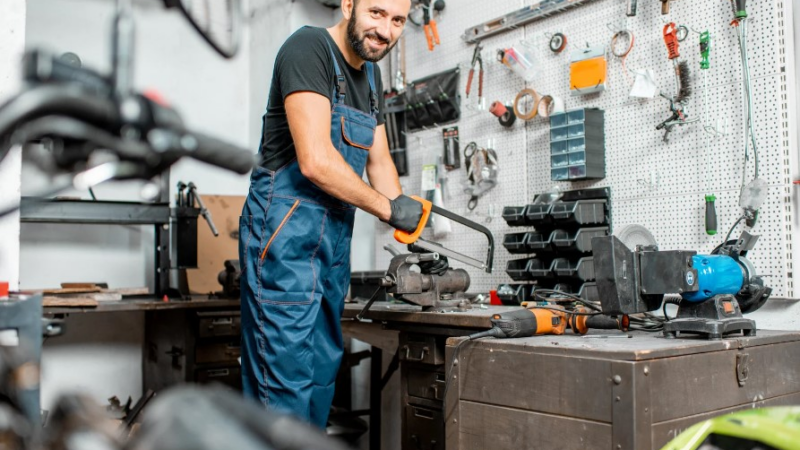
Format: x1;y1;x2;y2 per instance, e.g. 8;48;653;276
592;232;771;339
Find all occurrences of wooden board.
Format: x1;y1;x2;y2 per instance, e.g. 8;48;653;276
187;195;246;295
43;296;99;307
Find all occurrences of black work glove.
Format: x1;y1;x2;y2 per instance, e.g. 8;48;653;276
408;243;450;275
386;194;424;233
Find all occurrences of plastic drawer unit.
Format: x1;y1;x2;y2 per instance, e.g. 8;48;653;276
549;108;605;181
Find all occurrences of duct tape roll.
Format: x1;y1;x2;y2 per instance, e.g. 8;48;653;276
537;95;555;118
499;108;516;128
549;33;568;53
550;96;565;114
489;101;508;118
513;88;540;121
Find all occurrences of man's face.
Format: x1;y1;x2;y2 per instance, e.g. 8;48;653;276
346;0;410;63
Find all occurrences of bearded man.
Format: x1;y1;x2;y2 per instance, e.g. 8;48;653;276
239;0;422;428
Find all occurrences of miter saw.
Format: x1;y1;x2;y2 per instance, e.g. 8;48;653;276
357;196;494;318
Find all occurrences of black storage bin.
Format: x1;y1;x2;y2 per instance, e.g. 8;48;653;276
525;204;553;227
527;258;555;280
551;227;609;253
506;258;533;281
553;257;595;282
502;206;528;226
525;231;555;253
503;233;530;254
496;284;533;306
550;199;607;225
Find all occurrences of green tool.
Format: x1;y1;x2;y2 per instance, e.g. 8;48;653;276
700;30;716;236
699;31;710;70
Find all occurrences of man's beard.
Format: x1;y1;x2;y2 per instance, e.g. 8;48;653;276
347;15;396;62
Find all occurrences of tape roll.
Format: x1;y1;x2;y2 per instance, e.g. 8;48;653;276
513;88;541;121
499;108;516;127
537;95;554;118
550;33;567;53
489;101;508;118
550;96;565;114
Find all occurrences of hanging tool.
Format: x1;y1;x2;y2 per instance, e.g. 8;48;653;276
466;44;484;106
657;23;694;141
422;0;440;52
699;30;716;235
660;0;672;15
394;196;494;273
463;142;498;210
626;0;637;17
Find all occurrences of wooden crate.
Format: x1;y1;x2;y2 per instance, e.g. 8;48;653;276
445;330;800;450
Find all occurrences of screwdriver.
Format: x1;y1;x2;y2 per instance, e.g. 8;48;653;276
705;195;717;235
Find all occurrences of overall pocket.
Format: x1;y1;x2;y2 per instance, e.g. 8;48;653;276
257;198;329;305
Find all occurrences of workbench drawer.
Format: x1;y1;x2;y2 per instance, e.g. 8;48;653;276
400;334;444;365
195;342;241;364
404;405;444;450
407;367;445;402
195;366;241;389
196;311;241;338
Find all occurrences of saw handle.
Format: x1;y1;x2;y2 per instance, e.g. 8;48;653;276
394;195;432;244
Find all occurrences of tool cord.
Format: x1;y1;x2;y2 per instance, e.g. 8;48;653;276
737;18;759;187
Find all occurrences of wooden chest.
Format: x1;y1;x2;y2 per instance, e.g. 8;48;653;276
445;330;800;450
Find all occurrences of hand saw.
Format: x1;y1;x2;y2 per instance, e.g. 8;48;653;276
394;195;495;273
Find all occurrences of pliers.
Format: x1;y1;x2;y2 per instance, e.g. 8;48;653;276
466;44;483;102
423;0;440;51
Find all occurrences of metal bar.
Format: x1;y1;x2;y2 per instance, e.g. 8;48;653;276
20;198;170;224
416;238;487;272
428;204;494;273
369;346;383;450
380;349;400;390
462;0;596;43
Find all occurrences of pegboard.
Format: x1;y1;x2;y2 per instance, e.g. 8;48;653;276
374;0;798;299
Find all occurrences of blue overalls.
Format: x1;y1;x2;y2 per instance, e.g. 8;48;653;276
239;41;378;429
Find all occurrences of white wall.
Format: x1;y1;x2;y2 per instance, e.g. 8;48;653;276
0;1;25;290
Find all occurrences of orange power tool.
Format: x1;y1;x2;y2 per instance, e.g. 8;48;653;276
488;307;629;337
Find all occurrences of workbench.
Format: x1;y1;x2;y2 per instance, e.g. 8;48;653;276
444;329;800;450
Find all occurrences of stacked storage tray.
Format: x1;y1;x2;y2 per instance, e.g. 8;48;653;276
549;108;605;181
501;189;611;304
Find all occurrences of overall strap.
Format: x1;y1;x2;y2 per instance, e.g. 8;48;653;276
324;39;346;105
364;62;380;117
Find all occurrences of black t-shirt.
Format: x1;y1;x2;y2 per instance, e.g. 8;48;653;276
258;26;386;171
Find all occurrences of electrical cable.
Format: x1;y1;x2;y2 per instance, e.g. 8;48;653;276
736;17;759;189
724;214;745;247
530;305;602;316
532;289;603;312
442;331;499;413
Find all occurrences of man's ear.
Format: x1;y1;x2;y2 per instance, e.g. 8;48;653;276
341;0;354;20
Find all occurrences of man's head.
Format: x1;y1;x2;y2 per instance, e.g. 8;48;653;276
342;0;411;63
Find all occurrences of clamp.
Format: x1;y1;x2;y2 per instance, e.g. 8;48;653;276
466;44;483;103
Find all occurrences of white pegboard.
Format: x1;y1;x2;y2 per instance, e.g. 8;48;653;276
375;0;797;298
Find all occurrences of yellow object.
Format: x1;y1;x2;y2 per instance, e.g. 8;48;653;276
570;56;607;94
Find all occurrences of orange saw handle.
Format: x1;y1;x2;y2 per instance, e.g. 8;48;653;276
393;195;432;244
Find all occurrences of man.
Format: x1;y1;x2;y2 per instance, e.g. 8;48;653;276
239;0;421;428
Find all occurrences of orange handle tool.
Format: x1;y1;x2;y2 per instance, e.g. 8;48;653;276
466;69;475;97
663;23;680;59
424;26;434;51
430;20;440;45
478;69;484;98
393;195;432;244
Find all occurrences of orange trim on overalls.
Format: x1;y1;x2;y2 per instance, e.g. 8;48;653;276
341;117;372;150
260;199;301;260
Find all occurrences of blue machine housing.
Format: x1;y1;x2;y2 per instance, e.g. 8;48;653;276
681;255;745;302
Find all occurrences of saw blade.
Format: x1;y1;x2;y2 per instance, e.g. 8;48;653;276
414;238;488;272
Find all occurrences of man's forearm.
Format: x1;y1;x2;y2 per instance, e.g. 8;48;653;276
367;157;402;200
301;144;391;221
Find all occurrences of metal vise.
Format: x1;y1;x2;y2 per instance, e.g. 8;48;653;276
384;252;471;311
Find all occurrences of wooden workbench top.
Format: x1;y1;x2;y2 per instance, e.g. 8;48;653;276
43;296;239;314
